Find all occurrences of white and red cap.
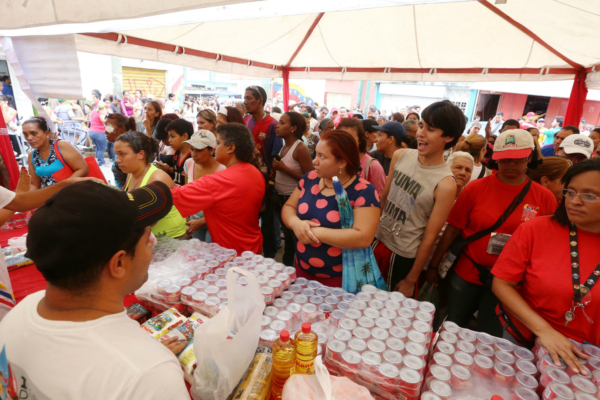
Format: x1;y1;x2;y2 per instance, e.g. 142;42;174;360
560;134;594;159
492;129;534;160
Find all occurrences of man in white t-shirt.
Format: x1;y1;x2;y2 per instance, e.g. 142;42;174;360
0;169;95;321
0;180;190;400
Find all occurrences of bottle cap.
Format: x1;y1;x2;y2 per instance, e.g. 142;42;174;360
491;396;504;400
302;322;311;333
280;330;290;342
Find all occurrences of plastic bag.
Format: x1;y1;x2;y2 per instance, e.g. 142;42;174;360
417;281;439;308
191;267;265;400
282;357;375;400
332;177;386;294
7;235;27;252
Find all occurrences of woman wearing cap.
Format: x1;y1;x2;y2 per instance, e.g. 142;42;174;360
527;157;572;202
282;130;381;287
456;133;491;182
137;100;162;137
183;130;226;241
197;109;218;135
104;113;136;189
272;112;314;266
329;108;339;124
216;106;244;126
24;117;89;189
171;123;266;254
337;118;386;195
428;129;557;336
492;159;600;362
116;132;187;239
89;102;108;167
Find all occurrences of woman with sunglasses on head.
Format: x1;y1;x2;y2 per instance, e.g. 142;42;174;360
492;159;600;371
428;129;557;336
197;109;218;135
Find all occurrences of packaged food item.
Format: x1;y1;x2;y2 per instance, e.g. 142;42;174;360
126;302;151;324
141;308;187;339
230;349;273;400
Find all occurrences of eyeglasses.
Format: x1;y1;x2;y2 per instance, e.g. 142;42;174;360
497;157;528;164
562;188;600;203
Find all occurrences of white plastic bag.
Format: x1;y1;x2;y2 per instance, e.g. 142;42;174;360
191;267;265;400
282;357;375;400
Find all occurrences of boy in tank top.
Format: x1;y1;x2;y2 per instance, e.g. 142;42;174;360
373;101;466;296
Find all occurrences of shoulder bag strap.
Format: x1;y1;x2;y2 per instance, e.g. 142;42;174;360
461;178;532;246
53;140;66;165
365;157;373;180
477;165;487;179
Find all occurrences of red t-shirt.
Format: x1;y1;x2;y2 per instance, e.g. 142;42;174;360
448;174;557;285
171;163;265;255
492;216;600;346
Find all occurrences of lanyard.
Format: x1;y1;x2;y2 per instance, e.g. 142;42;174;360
569;223;600;302
565;223;600;327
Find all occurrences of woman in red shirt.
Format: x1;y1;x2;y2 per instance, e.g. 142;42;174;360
429;129;557;336
492;159;600;374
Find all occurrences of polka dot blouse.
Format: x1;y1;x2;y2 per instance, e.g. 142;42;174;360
295;170;381;279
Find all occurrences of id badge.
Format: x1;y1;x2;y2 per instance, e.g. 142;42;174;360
487;232;511;255
438;251;456;279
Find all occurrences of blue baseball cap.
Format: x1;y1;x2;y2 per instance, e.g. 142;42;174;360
372;121;407;141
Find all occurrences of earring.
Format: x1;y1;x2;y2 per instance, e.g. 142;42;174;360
339;167;342;174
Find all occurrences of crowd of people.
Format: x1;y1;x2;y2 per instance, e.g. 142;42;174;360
0;81;599;398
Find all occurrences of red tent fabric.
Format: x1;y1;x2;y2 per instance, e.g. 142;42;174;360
0;111;20;190
564;71;588;127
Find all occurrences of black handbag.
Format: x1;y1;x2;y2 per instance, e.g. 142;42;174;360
440;178;532;287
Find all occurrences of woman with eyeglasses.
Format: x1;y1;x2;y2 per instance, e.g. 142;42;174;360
492;159;600;369
428;129;557;336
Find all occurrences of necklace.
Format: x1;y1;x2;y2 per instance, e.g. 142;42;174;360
320;176;352;192
129;164;150;191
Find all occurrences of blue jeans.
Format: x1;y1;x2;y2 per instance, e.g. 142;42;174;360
193;225;212;242
89;131;107;166
106;142;115;161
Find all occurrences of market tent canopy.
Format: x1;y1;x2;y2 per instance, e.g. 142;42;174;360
2;0;599;123
71;0;600;83
0;0;255;30
3;0;600;82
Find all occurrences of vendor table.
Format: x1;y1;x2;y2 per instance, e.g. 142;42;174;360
2;226;139;307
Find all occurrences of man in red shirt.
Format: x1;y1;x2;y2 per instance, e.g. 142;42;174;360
171;123;265;254
244;86;282;258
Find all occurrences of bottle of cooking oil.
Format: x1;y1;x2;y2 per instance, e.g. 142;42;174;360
294;322;318;375
270;330;296;400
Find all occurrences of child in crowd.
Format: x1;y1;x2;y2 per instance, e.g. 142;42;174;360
165;119;193;186
373;101;466;297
